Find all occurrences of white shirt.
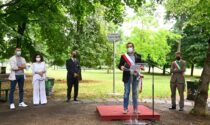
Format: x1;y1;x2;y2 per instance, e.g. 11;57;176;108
8;55;26;80
32;62;46;82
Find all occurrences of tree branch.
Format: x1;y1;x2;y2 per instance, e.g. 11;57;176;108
0;0;20;9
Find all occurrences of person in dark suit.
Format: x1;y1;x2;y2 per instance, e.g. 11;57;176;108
66;51;81;102
118;42;144;114
169;52;186;111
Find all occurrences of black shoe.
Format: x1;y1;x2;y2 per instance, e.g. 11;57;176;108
179;108;184;111
74;99;79;101
66;99;70;103
169;107;176;110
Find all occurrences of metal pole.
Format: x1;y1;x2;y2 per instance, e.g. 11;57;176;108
113;40;116;94
152;65;154;118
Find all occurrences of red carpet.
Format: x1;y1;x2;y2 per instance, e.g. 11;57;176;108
96;105;160;121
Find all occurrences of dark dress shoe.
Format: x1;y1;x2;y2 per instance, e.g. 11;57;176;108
179;108;184;111
74;99;79;101
169;107;176;110
66;99;70;103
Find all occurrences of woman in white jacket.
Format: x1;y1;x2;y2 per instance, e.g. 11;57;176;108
32;54;47;105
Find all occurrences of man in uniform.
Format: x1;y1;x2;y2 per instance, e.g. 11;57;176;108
169;52;186;111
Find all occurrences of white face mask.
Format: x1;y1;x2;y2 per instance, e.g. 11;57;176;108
16;51;21;56
127;47;133;53
36;58;41;62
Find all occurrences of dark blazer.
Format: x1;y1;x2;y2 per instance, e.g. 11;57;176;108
170;60;186;84
118;53;143;83
66;58;81;83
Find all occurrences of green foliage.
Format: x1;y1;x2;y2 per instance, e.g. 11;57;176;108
165;0;210;115
165;0;210;67
0;0;148;67
0;0;68;62
125;28;180;65
76;17;113;68
181;25;209;67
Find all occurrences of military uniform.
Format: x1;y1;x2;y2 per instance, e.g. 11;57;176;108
170;59;186;110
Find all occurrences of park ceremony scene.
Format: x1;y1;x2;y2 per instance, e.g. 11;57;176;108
0;0;210;125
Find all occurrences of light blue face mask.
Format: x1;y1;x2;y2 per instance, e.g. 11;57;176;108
127;47;133;53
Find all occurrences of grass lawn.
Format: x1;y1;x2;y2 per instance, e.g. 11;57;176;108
43;68;199;100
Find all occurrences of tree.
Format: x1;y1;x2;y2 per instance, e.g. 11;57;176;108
0;0;119;65
181;24;209;76
126;28;180;69
116;1;182;74
0;0;68;63
165;0;210;115
0;0;146;66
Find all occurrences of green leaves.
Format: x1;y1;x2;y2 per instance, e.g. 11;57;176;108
0;0;148;67
165;0;210;67
127;28;177;65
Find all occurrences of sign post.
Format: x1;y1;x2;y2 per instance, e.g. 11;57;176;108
108;33;120;94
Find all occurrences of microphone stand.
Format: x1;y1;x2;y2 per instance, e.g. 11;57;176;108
147;60;156;123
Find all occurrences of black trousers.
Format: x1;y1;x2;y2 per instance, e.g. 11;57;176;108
67;78;79;100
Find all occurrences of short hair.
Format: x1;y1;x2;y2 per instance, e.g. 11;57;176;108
32;53;44;62
15;47;21;51
126;42;134;48
72;50;76;54
175;51;182;55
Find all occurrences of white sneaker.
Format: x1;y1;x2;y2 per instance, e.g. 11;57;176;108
133;109;140;114
10;103;15;110
123;109;128;114
19;102;28;107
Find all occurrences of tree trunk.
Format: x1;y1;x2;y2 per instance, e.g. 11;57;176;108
107;68;110;74
75;16;83;80
191;63;194;76
163;65;166;75
148;65;151;73
16;22;26;48
192;41;210;115
79;71;82;81
73;17;83;50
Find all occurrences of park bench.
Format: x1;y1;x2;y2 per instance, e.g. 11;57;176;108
0;80;10;102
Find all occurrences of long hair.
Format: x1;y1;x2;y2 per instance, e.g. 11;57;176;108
32;53;44;63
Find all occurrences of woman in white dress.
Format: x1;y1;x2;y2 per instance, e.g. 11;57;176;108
32;54;47;105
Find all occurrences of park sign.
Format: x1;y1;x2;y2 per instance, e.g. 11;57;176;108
108;33;120;42
107;33;121;94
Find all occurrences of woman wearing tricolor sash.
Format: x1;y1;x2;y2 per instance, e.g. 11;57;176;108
169;52;186;111
118;42;144;114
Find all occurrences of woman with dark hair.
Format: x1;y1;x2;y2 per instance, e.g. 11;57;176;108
32;54;47;105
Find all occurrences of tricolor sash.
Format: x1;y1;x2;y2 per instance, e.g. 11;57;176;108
173;60;184;76
174;60;181;70
122;53;135;66
122;53;144;93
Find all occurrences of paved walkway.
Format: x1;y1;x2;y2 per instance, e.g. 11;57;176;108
54;98;210;107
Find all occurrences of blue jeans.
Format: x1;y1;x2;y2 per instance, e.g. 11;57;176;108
123;76;139;110
9;75;25;104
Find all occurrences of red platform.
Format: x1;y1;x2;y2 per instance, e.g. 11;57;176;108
96;105;160;121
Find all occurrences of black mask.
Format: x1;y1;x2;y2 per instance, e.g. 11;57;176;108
73;55;76;58
176;56;181;60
